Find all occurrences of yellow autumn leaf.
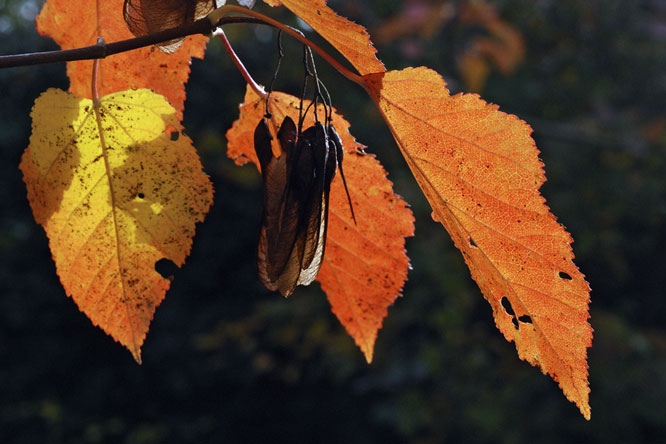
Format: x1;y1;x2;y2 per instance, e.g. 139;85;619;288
20;88;213;362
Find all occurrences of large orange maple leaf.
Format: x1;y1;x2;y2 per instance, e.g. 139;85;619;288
363;67;592;419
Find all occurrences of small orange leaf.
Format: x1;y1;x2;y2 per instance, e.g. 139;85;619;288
227;86;414;362
364;67;592;418
263;0;385;75
36;0;208;118
20;88;213;361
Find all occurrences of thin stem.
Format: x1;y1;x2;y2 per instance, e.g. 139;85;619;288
0;5;365;88
0;15;264;69
208;5;363;85
298;53;309;134
0;18;211;68
306;46;325;122
214;29;267;99
265;30;283;117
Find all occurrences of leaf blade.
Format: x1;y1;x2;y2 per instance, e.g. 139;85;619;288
364;67;592;418
21;88;213;361
263;0;385;75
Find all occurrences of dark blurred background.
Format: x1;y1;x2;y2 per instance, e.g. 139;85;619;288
1;0;665;442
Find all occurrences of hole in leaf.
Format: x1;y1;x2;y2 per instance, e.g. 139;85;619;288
170;131;179;141
155;258;178;280
500;297;515;316
511;317;519;329
137;193;145;199
164;124;177;137
469;237;477;248
518;315;532;324
559;271;572;280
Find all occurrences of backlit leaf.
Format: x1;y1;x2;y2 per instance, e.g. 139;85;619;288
20;88;213;361
364;67;592;418
226;86;414;362
36;0;208;118
263;0;385;75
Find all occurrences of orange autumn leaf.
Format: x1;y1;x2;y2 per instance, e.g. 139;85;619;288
263;0;385;75
226;86;414;362
36;0;208;118
20;88;213;362
363;67;592;418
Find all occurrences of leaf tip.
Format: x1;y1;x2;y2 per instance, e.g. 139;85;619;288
131;347;143;365
362;346;374;364
356;329;379;364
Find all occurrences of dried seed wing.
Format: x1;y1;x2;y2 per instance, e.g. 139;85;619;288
316;127;341;263
297;194;327;287
277;234;307;297
257;219;278;291
255;118;286;290
268;132;314;280
266;192;300;281
300;124;327;269
256;117;299;288
255;117;339;296
277;116;297;154
254;117;274;175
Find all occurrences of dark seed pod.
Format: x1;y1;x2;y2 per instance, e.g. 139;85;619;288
255;117;347;297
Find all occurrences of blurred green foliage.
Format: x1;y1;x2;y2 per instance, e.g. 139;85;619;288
1;0;665;442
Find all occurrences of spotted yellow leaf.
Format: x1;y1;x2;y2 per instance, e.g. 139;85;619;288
20;88;213;362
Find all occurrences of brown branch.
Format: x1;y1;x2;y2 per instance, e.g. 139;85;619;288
0;5;363;87
0;16;264;69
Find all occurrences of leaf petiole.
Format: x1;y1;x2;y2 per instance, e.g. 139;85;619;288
208;5;363;85
214;29;267;100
